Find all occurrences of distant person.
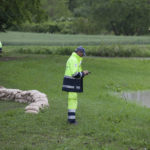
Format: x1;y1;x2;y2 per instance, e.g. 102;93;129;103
62;46;90;124
0;41;2;54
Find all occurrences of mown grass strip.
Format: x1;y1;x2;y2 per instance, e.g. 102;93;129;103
0;31;150;46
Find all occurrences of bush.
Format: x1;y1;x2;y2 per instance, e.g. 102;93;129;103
12;45;150;57
8;17;107;34
71;17;103;34
10;23;61;33
56;47;73;55
86;45;150;57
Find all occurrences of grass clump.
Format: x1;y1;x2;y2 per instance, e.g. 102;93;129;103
4;45;150;57
1;31;150;46
86;45;150;57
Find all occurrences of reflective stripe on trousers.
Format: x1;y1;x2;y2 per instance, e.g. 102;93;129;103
68;109;76;122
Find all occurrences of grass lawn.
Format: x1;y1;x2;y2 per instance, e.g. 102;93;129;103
1;31;150;58
0;31;150;46
0;54;150;149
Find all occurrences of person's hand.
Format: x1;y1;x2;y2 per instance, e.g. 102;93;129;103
83;70;89;75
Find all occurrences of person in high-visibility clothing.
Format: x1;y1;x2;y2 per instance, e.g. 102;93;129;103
62;46;89;124
0;41;2;54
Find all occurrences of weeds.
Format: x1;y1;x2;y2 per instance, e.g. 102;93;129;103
5;45;150;57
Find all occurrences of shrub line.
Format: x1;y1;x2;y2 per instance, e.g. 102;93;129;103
8;45;150;57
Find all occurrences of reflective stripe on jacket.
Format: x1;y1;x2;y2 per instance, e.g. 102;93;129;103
62;52;84;92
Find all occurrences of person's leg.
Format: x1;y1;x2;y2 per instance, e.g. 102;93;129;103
68;92;78;123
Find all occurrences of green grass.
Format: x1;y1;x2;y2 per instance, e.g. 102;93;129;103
2;44;150;57
1;31;150;57
1;54;150;149
0;31;150;46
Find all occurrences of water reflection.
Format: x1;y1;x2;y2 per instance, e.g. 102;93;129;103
122;91;150;108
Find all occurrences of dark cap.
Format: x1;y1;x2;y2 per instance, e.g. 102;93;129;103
75;46;86;56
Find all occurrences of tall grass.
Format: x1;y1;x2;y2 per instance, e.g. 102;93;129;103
0;31;150;46
1;54;150;149
1;31;150;57
4;45;150;57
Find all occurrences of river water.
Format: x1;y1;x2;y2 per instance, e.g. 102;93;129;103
122;91;150;108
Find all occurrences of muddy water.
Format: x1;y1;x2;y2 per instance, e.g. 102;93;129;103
122;91;150;108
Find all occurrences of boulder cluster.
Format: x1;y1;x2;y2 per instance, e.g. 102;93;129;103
0;87;49;114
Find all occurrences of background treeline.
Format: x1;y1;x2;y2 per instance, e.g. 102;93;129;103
1;0;150;35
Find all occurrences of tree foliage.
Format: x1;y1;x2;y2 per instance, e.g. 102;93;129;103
1;0;150;35
42;0;71;19
91;0;150;35
67;0;150;35
0;0;47;31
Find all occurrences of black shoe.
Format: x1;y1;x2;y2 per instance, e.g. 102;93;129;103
67;120;78;125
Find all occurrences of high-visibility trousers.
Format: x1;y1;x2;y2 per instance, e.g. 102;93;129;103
68;92;78;110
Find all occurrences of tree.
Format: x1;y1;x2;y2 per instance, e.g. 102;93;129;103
68;0;77;12
91;0;150;35
67;0;92;17
42;0;71;19
0;0;47;31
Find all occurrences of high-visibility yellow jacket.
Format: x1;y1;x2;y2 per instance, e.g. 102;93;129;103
0;41;2;48
62;52;85;92
0;41;2;53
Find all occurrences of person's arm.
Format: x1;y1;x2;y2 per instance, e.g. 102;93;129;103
69;60;89;78
68;59;83;78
